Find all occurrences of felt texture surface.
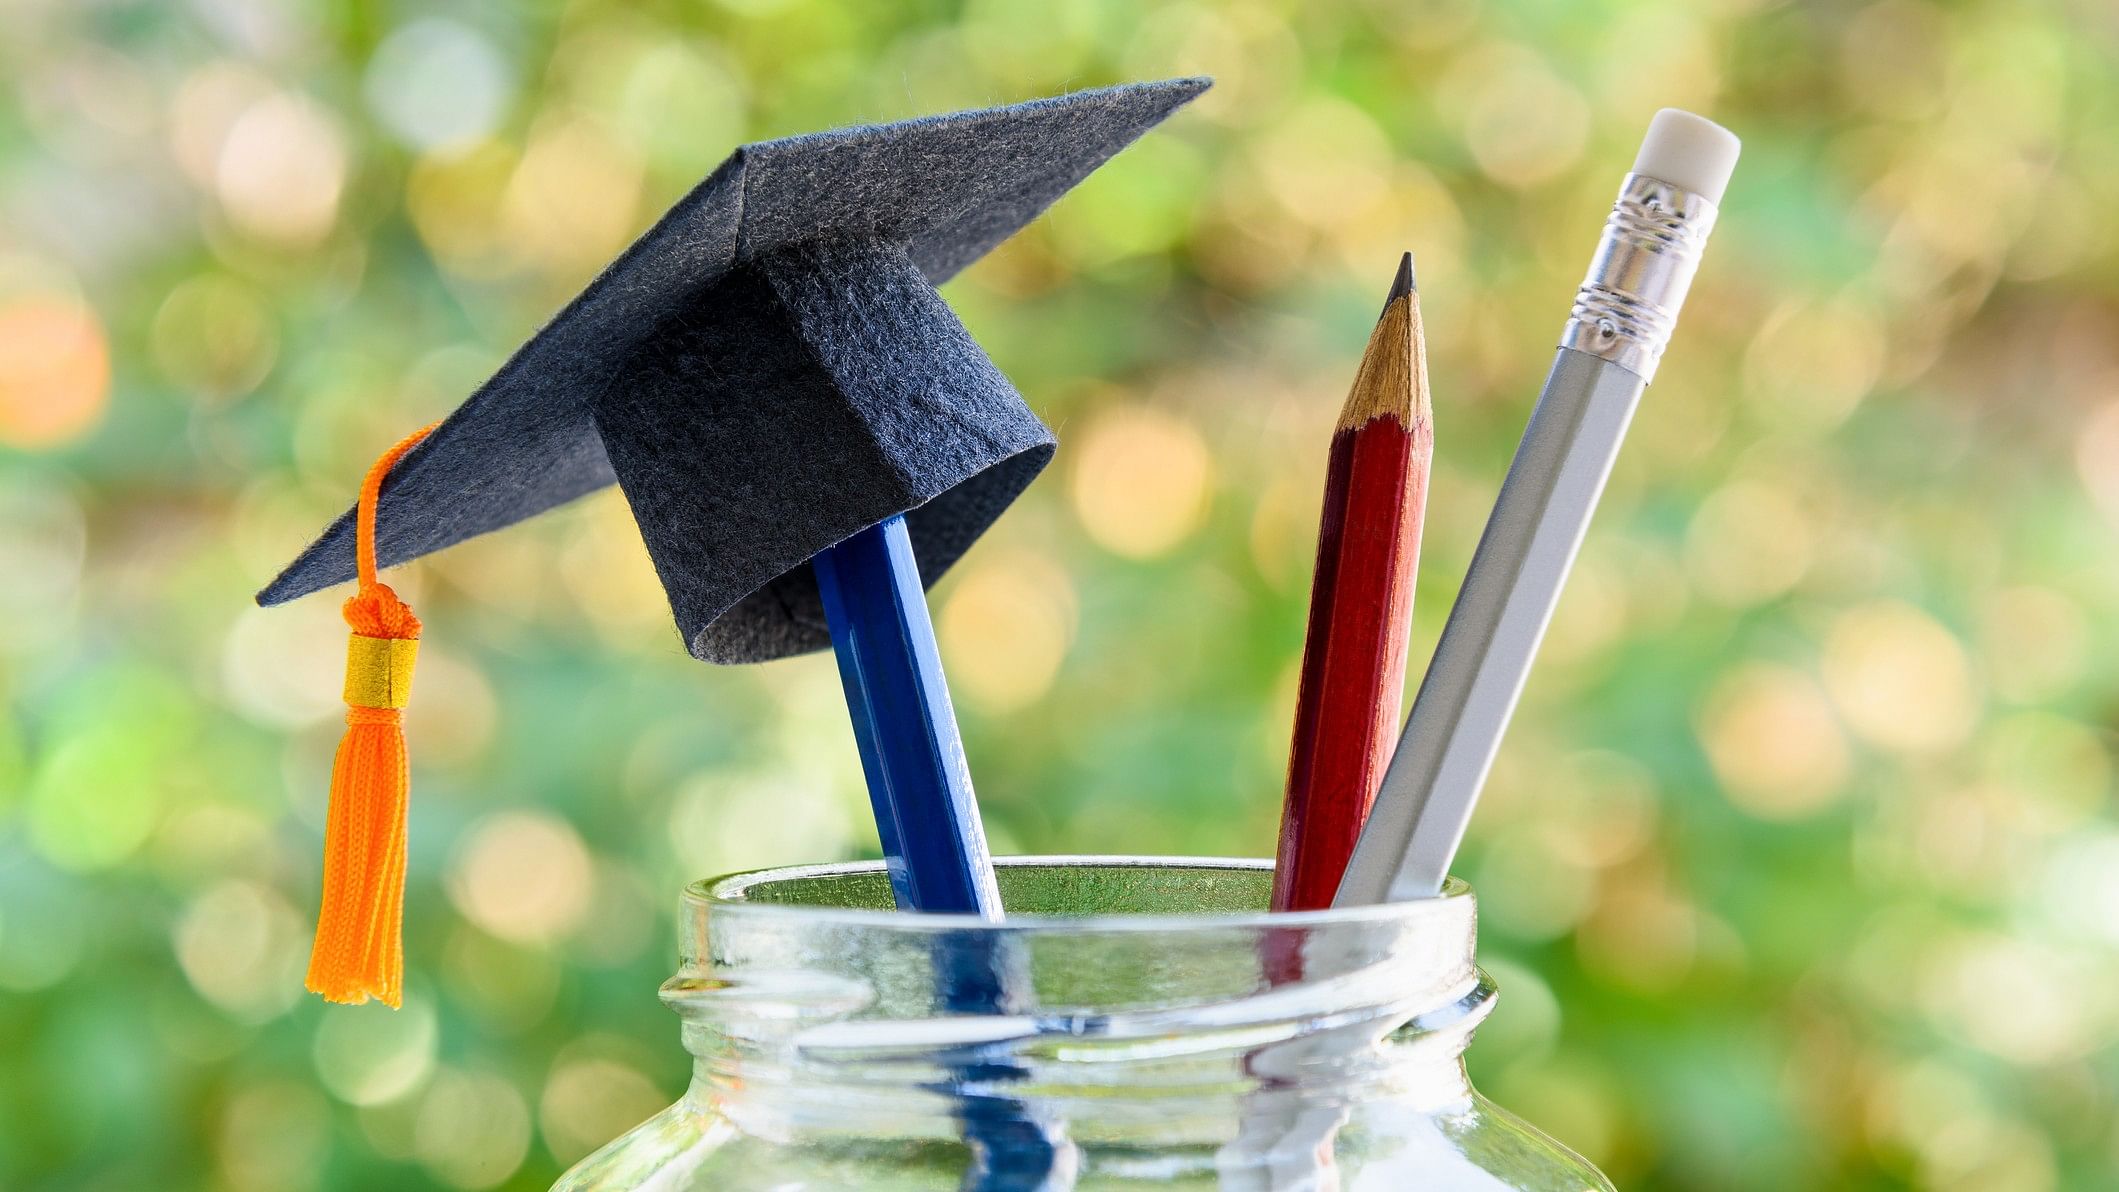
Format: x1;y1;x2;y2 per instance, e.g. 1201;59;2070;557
597;238;1052;661
258;78;1211;663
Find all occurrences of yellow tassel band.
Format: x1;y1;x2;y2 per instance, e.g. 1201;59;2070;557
344;634;419;709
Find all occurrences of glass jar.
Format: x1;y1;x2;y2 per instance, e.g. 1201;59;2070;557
555;856;1610;1190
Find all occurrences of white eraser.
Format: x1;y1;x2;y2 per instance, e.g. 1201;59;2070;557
1631;109;1740;205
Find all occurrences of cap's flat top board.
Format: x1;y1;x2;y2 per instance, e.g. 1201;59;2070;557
259;78;1210;663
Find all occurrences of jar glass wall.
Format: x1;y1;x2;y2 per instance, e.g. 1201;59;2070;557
555;856;1610;1191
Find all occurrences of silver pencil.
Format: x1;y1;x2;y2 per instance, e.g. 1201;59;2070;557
1334;110;1740;906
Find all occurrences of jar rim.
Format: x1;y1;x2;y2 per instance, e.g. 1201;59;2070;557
687;854;1472;931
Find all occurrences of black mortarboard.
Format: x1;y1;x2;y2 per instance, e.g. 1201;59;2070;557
259;78;1210;662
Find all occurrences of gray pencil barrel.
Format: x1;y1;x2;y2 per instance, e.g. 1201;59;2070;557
1332;129;1731;907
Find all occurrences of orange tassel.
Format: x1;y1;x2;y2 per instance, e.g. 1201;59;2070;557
306;424;435;1008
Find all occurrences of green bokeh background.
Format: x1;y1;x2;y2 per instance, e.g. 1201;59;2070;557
4;1;2117;1188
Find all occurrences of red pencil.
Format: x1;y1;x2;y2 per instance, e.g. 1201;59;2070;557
1272;253;1432;912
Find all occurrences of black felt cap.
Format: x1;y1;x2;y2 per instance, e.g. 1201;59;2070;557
259;78;1211;663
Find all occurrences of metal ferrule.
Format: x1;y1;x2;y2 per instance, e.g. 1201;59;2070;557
1558;172;1720;382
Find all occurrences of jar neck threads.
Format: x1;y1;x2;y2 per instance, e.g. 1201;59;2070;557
660;858;1487;1142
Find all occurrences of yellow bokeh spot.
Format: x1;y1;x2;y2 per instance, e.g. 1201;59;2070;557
608;42;745;174
1922;933;2107;1065
0;297;109;449
175;880;306;1022
1685;478;1814;606
504;115;644;282
405;647;500;768
1977;711;2110;834
1743;298;1885;433
407;140;522;280
2074;398;2119;534
170;62;274;188
312;997;439;1106
29;735;163;871
1449;44;1590;190
445;812;594;945
938;548;1076;714
441;929;562;1032
217;1079;330;1192
220;599;348;729
1246;93;1393;228
1837;0;1948;122
414;1068;531;1190
1324;160;1467;290
1247;470;1310;592
152;273;278;401
1978;585;2087;705
1539;751;1659;869
215;91;348;246
1541;553;1625;671
1195;167;1309;295
1575;876;1700;994
1822;600;1978;755
539;1054;668;1164
560;490;673;648
665;770;854;881
960;0;1105;92
1069;403;1212;559
1697;662;1850;819
1597;8;1719;119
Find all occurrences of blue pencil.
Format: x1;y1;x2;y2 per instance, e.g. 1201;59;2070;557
817;518;1066;1181
813;514;1002;917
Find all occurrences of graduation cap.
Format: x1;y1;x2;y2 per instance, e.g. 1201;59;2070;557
271;79;1211;1006
261;77;1211;663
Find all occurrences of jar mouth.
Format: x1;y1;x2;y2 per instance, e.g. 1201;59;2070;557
689;854;1472;930
670;857;1490;1133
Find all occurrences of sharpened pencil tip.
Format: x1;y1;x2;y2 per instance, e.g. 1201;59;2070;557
1386;253;1415;307
1339;252;1426;430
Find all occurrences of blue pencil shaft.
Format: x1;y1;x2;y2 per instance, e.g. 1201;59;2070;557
814;515;1002;917
817;520;1059;1181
